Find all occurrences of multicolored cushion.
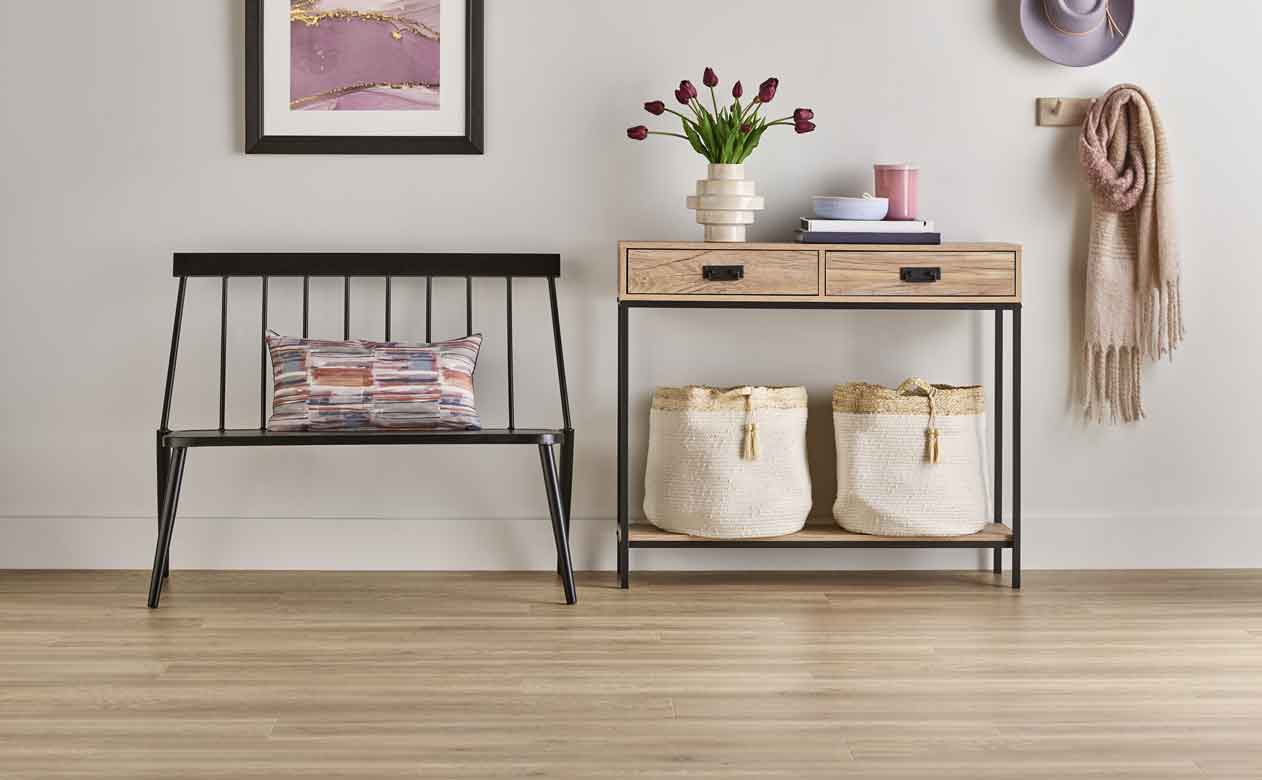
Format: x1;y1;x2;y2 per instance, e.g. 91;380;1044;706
266;332;482;431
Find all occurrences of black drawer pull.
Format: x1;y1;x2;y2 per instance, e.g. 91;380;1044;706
702;265;744;282
900;266;941;283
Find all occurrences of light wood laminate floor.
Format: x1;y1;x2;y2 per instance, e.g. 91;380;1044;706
2;570;1261;778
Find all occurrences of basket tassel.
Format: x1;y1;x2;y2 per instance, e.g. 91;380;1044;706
742;423;759;460
741;389;759;460
925;387;941;464
898;378;942;465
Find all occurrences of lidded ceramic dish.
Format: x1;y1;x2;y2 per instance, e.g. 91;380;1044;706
812;195;889;221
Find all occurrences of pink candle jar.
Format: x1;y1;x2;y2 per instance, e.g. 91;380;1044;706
874;164;920;221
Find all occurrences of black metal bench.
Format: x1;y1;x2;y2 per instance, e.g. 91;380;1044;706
151;253;576;606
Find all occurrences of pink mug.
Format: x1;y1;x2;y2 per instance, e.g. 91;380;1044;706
874;164;920;221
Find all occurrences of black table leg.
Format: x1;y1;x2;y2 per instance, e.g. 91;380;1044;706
994;308;1003;575
617;303;629;588
1013;305;1022;590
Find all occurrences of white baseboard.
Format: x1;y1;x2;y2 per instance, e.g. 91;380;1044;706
1;514;1260;570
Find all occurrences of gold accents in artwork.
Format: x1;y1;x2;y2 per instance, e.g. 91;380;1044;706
290;4;441;43
289;80;440;109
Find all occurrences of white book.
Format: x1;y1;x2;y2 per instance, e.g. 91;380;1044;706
800;218;935;233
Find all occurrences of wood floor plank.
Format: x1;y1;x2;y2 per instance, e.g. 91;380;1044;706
0;570;1259;778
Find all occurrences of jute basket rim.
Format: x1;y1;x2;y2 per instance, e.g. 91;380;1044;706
832;381;984;416
653;385;808;411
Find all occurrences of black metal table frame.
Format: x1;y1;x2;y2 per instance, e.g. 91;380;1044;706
616;299;1022;589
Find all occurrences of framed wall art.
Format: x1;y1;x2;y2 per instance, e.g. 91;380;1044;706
246;0;484;154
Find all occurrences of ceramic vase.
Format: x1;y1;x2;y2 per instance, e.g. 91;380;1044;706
685;163;765;243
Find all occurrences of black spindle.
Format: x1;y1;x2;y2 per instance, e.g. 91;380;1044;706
466;276;473;336
384;275;392;341
259;276;268;430
218;276;228;431
425;276;433;342
506;276;515;430
343;276;350;340
159;277;188;431
547;276;572;430
302;275;309;338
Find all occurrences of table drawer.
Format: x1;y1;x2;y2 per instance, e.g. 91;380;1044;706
626;249;818;296
825;251;1016;297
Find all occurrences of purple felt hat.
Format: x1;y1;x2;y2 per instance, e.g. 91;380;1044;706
1020;0;1134;67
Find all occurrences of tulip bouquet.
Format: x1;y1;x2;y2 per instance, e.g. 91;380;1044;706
627;68;815;163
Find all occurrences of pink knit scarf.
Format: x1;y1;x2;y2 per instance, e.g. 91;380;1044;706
1079;84;1184;423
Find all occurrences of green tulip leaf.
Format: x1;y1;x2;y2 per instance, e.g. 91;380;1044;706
721;129;739;164
682;122;709;159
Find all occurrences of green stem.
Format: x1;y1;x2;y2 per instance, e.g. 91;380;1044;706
691;97;710;121
683;97;704;122
664;107;697;129
709;86;719;118
649;131;690;139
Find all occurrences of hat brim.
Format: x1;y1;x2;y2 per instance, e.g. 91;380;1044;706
1019;0;1134;67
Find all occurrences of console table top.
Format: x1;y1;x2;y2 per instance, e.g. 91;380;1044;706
618;241;1023;305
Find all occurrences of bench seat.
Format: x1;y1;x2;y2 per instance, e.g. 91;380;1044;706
164;428;565;447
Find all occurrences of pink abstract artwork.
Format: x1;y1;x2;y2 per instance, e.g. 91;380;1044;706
290;0;440;111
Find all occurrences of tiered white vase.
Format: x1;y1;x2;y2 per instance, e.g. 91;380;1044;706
685;163;765;243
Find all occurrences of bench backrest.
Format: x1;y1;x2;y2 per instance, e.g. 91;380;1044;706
160;253;570;434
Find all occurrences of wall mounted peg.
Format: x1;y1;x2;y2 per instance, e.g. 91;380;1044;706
1036;97;1093;127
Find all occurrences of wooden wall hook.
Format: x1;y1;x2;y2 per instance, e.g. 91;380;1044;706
1036;97;1093;127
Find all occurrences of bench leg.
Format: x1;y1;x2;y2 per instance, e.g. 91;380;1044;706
147;447;187;609
539;443;577;605
556;432;574;579
155;434;170;580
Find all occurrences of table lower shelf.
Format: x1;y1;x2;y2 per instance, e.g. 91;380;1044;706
627;523;1013;548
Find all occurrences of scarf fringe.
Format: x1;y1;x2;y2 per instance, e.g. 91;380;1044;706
1083;343;1145;424
1138;278;1185;361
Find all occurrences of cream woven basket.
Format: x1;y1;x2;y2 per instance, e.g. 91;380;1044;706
833;379;990;536
644;386;811;539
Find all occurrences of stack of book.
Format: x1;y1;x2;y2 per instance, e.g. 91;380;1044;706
795;218;940;245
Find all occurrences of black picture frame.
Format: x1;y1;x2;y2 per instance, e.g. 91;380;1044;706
245;0;484;154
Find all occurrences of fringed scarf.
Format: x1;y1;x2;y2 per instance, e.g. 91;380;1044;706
1079;84;1184;424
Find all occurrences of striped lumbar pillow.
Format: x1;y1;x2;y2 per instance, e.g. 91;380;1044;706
265;332;482;431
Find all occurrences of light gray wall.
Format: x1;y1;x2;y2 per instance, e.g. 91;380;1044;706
3;1;1259;571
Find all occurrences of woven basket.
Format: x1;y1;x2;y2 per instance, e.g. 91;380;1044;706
832;379;990;536
644;385;811;539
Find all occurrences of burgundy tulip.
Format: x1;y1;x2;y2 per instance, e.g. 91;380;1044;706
794;119;816;134
703;67;718;88
674;87;690;105
793;108;814;122
740;122;752;134
626;125;649;140
644;100;666;116
678;80;698;100
732;81;743;99
757;77;779;103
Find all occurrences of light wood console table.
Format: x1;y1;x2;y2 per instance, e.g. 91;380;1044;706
616;241;1023;589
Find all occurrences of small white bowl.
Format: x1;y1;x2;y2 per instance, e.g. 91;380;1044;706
812;195;889;221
